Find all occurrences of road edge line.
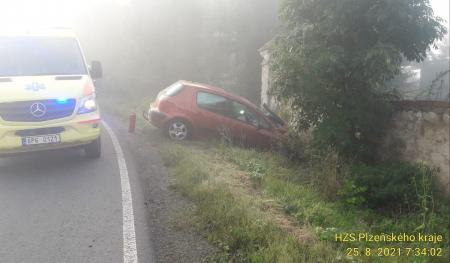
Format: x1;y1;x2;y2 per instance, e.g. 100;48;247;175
102;121;138;263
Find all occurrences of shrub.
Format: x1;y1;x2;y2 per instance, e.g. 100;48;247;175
309;148;347;201
279;130;312;162
350;162;436;212
337;180;367;208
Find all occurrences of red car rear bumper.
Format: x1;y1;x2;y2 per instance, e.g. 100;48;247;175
143;110;167;128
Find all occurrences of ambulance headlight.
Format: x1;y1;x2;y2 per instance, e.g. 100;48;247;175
78;95;97;114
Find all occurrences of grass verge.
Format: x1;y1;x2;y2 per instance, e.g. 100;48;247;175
161;143;344;262
159;138;449;263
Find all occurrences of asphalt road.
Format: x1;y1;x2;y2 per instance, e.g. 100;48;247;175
0;123;154;263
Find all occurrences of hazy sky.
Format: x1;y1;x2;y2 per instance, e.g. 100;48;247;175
0;0;448;30
431;0;449;27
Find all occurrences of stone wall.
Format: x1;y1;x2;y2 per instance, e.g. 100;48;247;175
383;101;450;193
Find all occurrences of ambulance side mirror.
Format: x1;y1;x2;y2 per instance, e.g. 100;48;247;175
90;61;103;79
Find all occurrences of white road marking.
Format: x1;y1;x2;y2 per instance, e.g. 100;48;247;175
103;121;138;263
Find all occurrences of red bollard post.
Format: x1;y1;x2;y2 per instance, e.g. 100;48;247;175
129;112;136;133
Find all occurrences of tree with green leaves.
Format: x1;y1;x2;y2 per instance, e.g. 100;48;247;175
271;0;447;161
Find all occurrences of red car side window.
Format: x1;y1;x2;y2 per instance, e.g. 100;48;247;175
230;101;259;127
196;92;230;116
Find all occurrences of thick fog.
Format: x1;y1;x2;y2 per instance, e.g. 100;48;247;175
1;0;448;103
0;0;277;105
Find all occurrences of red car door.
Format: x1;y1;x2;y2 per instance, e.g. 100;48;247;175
224;100;276;147
191;91;231;138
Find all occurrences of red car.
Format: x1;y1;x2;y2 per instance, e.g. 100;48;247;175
144;80;287;147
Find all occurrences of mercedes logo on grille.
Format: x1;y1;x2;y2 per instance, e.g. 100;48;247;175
30;103;47;118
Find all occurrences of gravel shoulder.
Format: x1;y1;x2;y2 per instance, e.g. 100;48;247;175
103;113;216;263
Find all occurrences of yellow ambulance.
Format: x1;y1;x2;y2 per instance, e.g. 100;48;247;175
0;28;102;158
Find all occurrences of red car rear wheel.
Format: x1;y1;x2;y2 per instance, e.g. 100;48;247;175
167;119;190;141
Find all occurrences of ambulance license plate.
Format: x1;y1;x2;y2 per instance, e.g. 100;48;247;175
22;134;61;146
